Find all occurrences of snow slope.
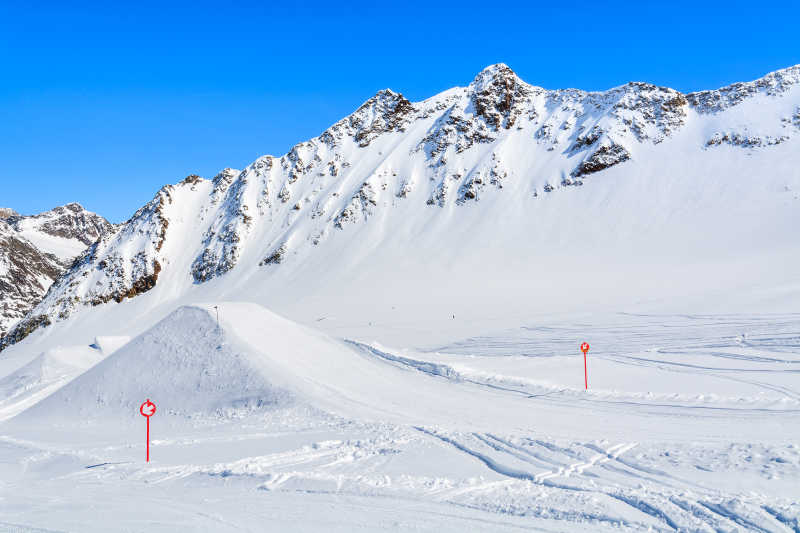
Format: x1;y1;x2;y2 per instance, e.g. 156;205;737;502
2;303;798;531
0;337;128;422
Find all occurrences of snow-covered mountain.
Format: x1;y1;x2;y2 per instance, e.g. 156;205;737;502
0;204;114;338
2;65;800;532
3;203;114;257
3;63;800;352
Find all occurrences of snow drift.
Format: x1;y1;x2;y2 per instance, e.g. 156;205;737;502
12;306;297;426
0;345;106;421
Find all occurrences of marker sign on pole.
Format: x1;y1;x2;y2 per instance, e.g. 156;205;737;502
580;343;590;390
139;399;156;462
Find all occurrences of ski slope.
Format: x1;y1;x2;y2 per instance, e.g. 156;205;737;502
1;303;798;532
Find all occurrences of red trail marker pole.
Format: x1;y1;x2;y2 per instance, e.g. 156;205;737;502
139;399;156;462
580;343;590;390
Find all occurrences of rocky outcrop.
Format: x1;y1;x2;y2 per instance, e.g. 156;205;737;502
572;143;632;177
687;65;800;113
0;204;114;338
321;89;416;149
192;171;254;283
334;181;378;228
0;222;64;336
5;186;174;336
470;63;531;130
0;313;51;353
705;132;789;148
4;202;115;246
352;90;416;147
260;243;287;265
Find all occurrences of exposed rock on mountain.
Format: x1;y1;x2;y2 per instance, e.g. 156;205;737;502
41;189;171;317
471;63;531;130
0;204;114;337
571;143;632;177
0;221;62;336
4;203;114;250
687;65;800;113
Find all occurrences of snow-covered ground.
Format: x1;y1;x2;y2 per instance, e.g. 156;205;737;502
1;64;800;531
0;303;798;532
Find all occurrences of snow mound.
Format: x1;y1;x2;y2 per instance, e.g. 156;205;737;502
0;345;105;421
14;306;295;425
8;302;530;430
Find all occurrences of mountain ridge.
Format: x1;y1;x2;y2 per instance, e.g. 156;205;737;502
2;63;799;352
0;204;114;338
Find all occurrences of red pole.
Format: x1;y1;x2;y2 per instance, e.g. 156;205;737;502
146;416;150;462
584;352;588;390
140;399;156;463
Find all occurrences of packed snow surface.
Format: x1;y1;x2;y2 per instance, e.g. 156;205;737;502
1;303;798;531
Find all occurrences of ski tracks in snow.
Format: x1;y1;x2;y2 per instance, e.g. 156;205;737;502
413;427;799;532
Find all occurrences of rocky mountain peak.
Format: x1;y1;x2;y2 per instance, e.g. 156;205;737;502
63;202;85;212
338;89;416;148
0;203;115;339
0;202;116;339
180;174;205;186
15;203;115;246
0;222;64;338
213;168;240;186
469;63;530;129
469;63;519;90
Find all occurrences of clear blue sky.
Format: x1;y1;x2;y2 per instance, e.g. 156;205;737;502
1;1;798;222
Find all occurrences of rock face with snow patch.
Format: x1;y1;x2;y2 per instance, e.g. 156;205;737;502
0;204;114;338
686;65;800;113
3;62;800;352
0;221;63;338
3;203;114;247
25;187;174;320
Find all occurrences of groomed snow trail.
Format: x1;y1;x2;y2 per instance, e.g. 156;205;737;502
0;303;798;531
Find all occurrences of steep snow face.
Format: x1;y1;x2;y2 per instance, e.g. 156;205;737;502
3;64;800;352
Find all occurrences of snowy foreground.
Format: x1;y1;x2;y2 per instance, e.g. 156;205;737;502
1;303;798;532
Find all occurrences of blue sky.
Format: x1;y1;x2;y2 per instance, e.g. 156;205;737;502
1;1;798;222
